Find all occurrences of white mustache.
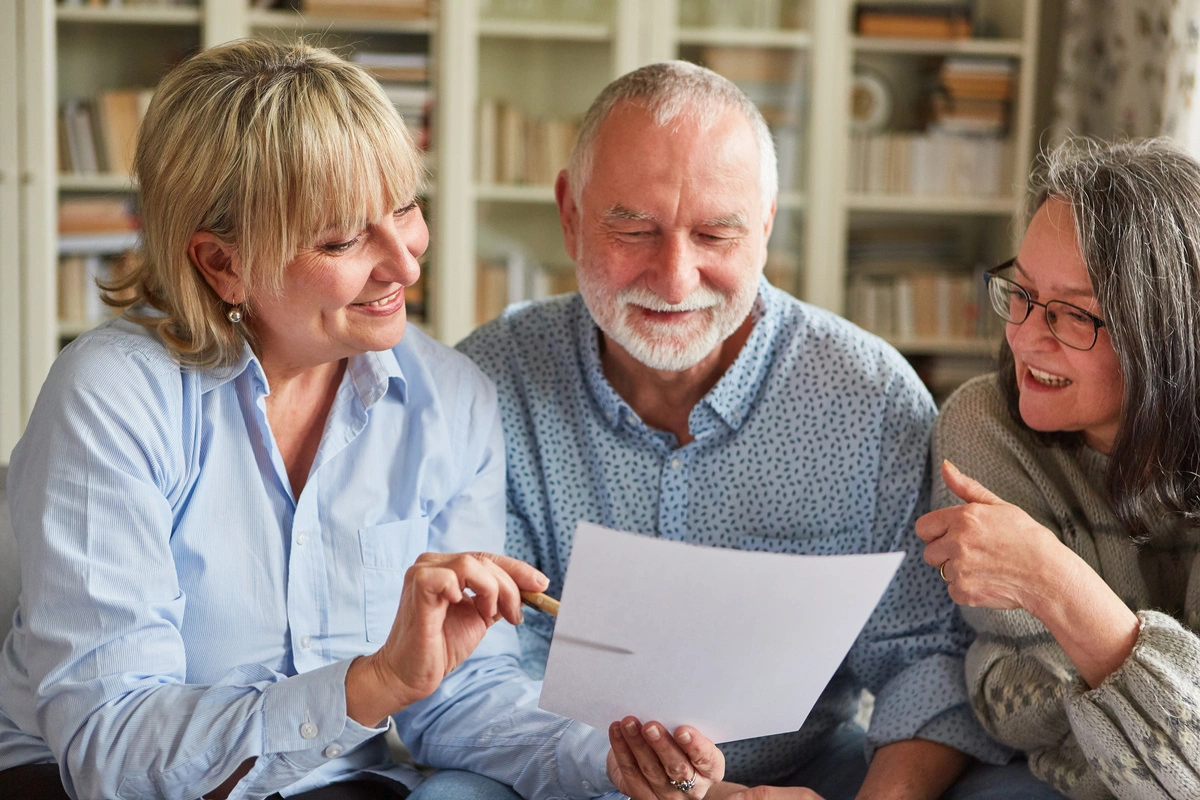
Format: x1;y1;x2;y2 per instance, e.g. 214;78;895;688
617;286;724;313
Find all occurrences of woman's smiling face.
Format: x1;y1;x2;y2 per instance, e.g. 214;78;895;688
247;201;428;375
1008;196;1125;453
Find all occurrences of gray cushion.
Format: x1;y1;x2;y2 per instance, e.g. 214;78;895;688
0;467;18;642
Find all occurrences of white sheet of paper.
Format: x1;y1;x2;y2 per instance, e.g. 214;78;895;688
539;521;904;743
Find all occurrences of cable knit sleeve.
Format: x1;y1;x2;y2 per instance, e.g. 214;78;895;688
932;375;1200;800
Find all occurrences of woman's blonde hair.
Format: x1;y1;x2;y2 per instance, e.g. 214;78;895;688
106;38;424;369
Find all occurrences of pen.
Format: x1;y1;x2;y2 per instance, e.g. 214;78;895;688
520;590;560;617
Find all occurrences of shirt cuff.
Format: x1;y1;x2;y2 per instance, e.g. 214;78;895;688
260;658;389;769
554;721;617;798
867;653;997;758
907;706;1013;765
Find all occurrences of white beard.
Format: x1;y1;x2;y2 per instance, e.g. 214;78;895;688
578;270;759;372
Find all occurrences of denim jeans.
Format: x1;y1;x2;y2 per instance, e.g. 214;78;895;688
775;724;1068;800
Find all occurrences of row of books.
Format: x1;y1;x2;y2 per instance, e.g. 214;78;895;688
930;58;1015;136
57;253;136;325
847;132;1014;197
297;0;431;18
846;268;1005;342
679;0;807;31
855;2;973;40
477;100;580;186
60;1;198;7
476;254;577;325
59;89;152;177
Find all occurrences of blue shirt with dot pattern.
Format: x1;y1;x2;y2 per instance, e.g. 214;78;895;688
458;279;1011;784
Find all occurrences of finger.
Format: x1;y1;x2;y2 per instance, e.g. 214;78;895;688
672;726;725;781
641;721;697;786
913;507;951;544
942;460;1005;506
445;554;505;623
609;722;656;800
618;717;673;787
483;552;550;592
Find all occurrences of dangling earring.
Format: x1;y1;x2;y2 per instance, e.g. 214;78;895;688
226;305;243;324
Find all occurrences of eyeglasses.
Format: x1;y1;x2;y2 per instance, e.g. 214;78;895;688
984;258;1107;351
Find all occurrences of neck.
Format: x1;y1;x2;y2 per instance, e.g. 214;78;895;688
600;313;755;446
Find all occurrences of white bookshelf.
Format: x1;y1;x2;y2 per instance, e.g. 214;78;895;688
2;0;1048;462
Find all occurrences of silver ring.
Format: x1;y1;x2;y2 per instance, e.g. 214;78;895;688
669;769;697;793
940;560;951;583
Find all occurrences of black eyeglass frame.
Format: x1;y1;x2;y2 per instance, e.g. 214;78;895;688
984;258;1107;351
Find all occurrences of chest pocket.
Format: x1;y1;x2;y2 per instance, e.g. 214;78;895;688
360;517;430;642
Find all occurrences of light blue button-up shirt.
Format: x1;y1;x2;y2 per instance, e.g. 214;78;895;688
0;317;612;800
459;281;1012;786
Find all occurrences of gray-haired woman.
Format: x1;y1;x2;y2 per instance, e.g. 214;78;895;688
917;138;1200;799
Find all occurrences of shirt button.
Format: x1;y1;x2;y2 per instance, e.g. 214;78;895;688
299;635;312;650
323;744;344;758
296;532;308;547
670;457;682;471
582;782;594;793
300;722;318;740
624;413;636;424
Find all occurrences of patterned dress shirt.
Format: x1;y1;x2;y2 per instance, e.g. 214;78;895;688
458;280;1011;784
0;317;613;800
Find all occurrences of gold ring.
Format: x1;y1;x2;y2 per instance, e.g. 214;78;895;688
939;560;951;583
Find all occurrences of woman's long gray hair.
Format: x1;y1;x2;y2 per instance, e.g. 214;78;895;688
999;137;1200;539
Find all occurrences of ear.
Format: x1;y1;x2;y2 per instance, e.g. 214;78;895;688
762;198;777;244
555;169;580;262
188;231;244;305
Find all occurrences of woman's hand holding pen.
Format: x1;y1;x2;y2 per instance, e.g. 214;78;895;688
346;552;549;727
607;716;725;800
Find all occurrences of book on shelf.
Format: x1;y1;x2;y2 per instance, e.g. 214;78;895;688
929;57;1015;136
847;270;982;341
353;51;429;83
300;0;430;18
476;252;576;325
57;252;137;327
847;131;1013;197
59;88;153;177
58;197;138;234
855;2;973;39
477;99;579;186
859;2;969;40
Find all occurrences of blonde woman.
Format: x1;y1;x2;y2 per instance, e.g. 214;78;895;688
0;40;619;800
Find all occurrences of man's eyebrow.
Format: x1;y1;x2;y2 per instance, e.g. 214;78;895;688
702;213;747;228
602;205;655;222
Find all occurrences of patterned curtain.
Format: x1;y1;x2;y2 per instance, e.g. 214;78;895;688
1053;0;1200;150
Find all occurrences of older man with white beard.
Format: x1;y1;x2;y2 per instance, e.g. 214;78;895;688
458;62;1062;800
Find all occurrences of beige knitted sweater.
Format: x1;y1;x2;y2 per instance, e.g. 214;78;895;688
931;375;1200;800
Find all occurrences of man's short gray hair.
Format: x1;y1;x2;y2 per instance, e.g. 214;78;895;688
567;61;778;218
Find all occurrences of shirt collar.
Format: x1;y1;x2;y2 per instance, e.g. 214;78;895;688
575;275;780;433
196;342;408;408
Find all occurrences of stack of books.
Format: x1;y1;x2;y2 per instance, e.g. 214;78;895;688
930;58;1014;136
855;2;973;40
353;51;432;151
59;88;154;177
476;100;580;186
